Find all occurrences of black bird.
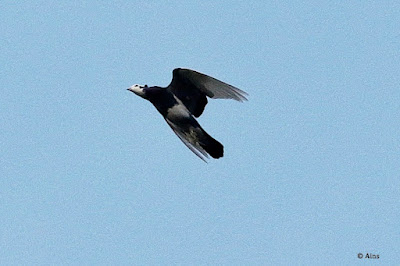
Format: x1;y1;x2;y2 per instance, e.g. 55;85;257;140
127;68;248;161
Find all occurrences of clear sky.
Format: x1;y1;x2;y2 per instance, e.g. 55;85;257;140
1;1;399;264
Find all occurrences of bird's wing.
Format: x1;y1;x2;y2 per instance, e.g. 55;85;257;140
165;118;209;162
168;68;248;117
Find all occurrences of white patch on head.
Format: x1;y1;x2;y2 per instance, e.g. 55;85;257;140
128;84;146;98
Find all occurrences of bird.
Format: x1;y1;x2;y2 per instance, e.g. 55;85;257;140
127;68;248;161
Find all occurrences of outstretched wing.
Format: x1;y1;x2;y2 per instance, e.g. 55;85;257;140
168;68;248;117
165;118;209;162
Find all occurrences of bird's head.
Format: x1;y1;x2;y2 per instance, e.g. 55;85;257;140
127;84;148;98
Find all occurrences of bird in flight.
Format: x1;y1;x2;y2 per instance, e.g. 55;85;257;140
127;68;248;161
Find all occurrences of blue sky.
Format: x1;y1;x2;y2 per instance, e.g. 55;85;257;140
1;1;399;264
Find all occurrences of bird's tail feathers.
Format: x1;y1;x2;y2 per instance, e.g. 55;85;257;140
199;131;223;159
166;118;223;160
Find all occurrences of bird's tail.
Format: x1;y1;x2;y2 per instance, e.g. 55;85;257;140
166;118;224;161
199;130;224;159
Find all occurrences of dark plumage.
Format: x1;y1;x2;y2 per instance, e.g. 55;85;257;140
127;68;248;161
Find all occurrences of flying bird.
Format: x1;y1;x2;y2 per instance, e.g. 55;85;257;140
127;68;248;161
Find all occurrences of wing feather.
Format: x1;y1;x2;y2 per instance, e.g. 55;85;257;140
168;68;248;117
165;119;209;162
176;68;248;101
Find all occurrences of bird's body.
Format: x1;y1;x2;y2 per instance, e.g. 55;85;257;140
128;68;248;161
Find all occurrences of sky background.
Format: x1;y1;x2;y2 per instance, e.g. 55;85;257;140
1;1;399;264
